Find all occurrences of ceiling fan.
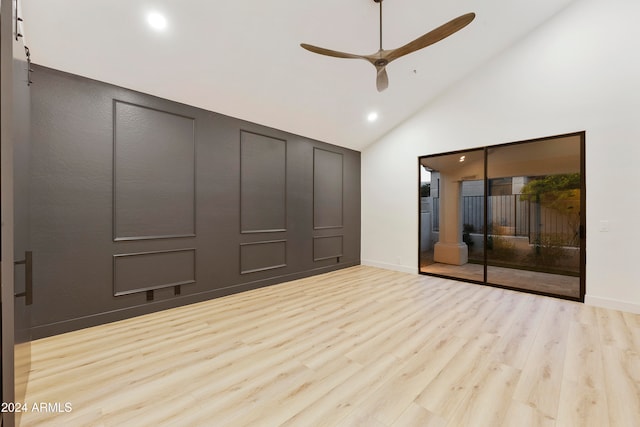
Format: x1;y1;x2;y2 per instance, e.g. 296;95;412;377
300;0;475;92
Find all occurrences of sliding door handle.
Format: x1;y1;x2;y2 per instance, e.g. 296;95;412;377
14;251;33;306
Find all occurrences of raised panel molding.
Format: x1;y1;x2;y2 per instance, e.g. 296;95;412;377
113;100;196;241
240;131;287;233
313;235;344;262
113;249;196;296
313;148;343;229
240;240;287;274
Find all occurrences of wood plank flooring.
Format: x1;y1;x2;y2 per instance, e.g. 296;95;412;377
18;266;640;426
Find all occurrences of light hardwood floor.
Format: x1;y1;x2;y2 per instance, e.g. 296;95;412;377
18;266;640;426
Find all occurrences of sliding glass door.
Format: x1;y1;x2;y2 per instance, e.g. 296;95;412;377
419;133;585;301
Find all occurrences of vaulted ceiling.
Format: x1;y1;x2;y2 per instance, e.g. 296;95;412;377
21;0;576;151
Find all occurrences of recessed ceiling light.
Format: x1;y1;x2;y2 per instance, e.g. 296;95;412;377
147;12;168;31
367;112;379;122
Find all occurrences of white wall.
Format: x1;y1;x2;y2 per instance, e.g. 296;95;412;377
361;0;640;312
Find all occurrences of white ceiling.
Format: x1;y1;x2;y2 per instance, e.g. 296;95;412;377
20;0;575;151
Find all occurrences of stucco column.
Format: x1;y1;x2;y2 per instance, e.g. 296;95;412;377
433;176;468;265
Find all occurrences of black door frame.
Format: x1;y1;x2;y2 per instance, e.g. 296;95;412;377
418;131;586;302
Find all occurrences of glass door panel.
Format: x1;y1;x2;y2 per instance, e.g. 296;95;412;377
419;149;485;283
486;136;582;298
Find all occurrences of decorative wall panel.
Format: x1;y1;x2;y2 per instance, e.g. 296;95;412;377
113;249;196;296
240;240;287;274
240;131;287;233
313;235;343;261
28;65;360;338
313;148;343;229
113;101;195;240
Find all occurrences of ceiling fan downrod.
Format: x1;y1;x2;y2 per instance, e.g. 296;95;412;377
374;0;383;51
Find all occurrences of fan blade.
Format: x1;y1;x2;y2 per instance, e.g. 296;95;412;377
376;67;389;92
385;12;475;62
300;43;364;60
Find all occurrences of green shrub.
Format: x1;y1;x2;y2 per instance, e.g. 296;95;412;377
462;224;475;248
488;235;516;261
527;235;569;267
420;183;431;197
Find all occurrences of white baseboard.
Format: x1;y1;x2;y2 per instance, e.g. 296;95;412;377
585;295;640;314
361;259;418;275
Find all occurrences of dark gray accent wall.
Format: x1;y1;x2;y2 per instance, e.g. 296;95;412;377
240;131;287;233
113;249;196;296
313;148;344;229
28;64;361;338
113;101;196;240
313;235;343;261
240;240;287;274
